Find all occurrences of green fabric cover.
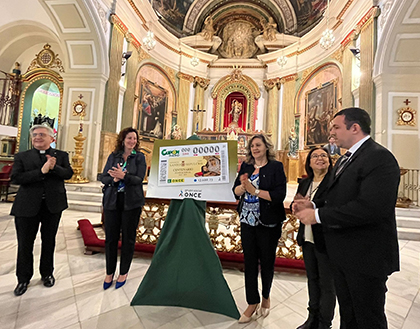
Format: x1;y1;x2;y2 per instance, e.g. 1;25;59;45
131;198;240;319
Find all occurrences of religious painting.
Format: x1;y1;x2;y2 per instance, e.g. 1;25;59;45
289;0;327;35
138;78;168;139
237;135;247;154
152;0;194;33
305;80;336;148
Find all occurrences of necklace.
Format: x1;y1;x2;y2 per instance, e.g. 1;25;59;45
254;162;267;169
308;181;320;198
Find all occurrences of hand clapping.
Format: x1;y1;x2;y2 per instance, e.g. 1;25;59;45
292;193;317;225
108;163;126;182
240;173;256;195
41;155;56;174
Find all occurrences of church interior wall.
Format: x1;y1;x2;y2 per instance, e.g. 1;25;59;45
0;0;419;182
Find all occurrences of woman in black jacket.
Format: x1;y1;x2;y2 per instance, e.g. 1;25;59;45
293;147;336;329
101;127;146;289
232;134;287;323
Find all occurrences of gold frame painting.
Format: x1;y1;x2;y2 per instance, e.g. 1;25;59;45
305;79;337;148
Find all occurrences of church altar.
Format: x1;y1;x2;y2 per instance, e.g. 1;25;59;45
77;197;305;271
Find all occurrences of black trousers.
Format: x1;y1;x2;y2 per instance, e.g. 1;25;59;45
104;193;142;276
302;242;336;326
15;200;62;283
240;222;282;304
332;262;388;329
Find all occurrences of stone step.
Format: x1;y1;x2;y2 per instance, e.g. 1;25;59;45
397;227;420;241
397;217;420;229
68;200;102;213
65;184;102;194
396;207;420;218
67;191;102;203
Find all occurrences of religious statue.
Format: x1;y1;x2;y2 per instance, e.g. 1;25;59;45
199;16;216;41
229;99;242;127
260;17;277;41
171;124;182;140
288;126;298;158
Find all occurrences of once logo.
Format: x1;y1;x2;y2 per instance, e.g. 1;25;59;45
184;192;202;198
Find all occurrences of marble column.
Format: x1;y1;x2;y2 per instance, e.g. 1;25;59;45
102;15;125;133
280;76;297;151
342;45;354;109
121;34;140;129
193;76;210;132
176;73;194;138
263;78;279;149
359;8;379;119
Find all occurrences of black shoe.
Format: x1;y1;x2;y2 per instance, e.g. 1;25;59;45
297;314;319;329
41;275;55;287
318;322;332;329
14;282;29;296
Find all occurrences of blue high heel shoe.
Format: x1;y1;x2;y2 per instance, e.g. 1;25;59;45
103;275;114;290
115;274;127;289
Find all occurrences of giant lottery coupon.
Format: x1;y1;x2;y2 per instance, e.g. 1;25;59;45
158;142;229;186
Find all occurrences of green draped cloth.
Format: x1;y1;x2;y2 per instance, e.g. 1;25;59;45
130;198;240;319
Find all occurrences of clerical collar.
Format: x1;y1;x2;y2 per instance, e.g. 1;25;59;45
38;148;51;154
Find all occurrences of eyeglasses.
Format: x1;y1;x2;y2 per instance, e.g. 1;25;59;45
32;133;49;138
310;153;328;159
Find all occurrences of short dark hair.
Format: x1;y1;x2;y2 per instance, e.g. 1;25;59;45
305;147;333;179
334;107;371;135
114;127;140;153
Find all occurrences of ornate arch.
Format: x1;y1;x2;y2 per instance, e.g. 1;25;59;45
17;68;64;151
212;68;260;131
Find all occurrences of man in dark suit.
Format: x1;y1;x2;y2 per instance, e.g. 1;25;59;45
323;136;341;155
11;124;73;296
294;107;400;329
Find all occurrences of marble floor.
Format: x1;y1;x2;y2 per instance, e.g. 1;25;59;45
0;202;419;329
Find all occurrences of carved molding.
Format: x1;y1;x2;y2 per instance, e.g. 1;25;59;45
110;14;129;35
177;72;194;83
138;48;150;62
92;0;109;33
380;0;394;30
194;76;210;89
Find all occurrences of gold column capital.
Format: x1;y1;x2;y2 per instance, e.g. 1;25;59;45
177;72;194;83
263;78;278;91
194;76;210;90
110;14;128;35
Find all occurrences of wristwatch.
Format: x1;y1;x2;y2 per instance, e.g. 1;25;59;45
254;189;260;197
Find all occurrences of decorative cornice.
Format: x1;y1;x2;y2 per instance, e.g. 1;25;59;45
138;48;151;62
125;0;146;25
194;76;210;89
208;65;267;69
126;33;141;50
177;72;194;82
110;14;129;35
280;73;298;82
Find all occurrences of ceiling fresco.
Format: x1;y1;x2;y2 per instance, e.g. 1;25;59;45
151;0;328;38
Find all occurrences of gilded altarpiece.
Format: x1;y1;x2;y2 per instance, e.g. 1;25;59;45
211;69;260;132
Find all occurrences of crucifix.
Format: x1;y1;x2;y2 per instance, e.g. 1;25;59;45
190;104;206;132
